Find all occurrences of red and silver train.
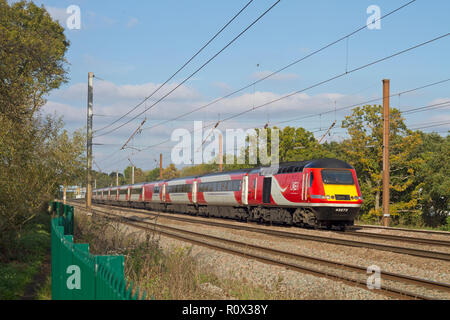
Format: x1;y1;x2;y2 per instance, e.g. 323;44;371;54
93;158;363;229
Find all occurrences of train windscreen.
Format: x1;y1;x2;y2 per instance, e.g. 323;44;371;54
321;170;354;185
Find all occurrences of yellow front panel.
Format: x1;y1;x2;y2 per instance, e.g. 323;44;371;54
323;184;358;200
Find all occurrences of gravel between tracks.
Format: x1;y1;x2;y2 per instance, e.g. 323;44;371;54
351;226;450;242
150;214;450;280
146;215;450;298
148;227;392;300
75;204;450;299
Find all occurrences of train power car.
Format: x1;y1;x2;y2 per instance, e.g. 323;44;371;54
93;158;363;229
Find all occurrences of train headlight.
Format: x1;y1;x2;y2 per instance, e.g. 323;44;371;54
331;195;335;199
326;195;330;199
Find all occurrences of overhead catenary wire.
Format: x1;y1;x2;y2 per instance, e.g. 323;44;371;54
96;76;450;171
93;0;256;134
211;33;450;128
136;29;450;154
95;14;450;171
399;101;450;114
140;0;417;133
94;0;282;139
409;120;450;130
94;0;419;168
277;93;450;126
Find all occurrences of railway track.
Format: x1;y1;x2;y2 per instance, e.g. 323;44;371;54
73;203;450;300
354;224;450;236
340;230;450;247
71;202;450;261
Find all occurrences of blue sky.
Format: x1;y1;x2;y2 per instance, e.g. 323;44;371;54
20;0;450;172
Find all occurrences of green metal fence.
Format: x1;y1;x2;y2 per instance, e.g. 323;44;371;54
51;201;145;300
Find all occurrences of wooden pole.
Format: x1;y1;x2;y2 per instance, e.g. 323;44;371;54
382;79;390;227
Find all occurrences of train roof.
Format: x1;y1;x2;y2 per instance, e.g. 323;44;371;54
93;159;353;191
304;158;354;169
254;158;354;174
199;168;254;178
166;175;198;182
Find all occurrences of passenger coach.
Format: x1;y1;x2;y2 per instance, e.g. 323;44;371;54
93;158;363;229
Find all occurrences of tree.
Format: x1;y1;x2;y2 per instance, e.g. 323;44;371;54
341;105;423;220
146;168;161;182
414;133;449;226
0;115;85;259
161;164;180;180
0;0;69;120
123;166;147;184
109;172;124;185
93;171;114;188
0;1;77;260
231;126;334;166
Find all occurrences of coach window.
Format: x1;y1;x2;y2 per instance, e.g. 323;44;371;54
309;172;314;187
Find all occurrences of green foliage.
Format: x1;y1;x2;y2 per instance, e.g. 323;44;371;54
0;0;69;120
92;171;114;188
123;166;147;184
415;133;449;225
0;114;85;253
161;163;180;180
0;211;51;299
146;168;161;182
0;1;85;259
341;105;424;219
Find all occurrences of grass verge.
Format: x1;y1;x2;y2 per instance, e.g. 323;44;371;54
74;211;300;300
0;210;51;300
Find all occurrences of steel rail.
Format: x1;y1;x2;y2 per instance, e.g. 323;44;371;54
72;202;450;262
354;224;450;236
340;230;450;247
74;205;450;300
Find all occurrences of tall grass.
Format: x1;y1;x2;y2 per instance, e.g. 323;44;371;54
74;212;301;300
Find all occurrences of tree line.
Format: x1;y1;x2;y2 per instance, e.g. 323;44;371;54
0;1;85;260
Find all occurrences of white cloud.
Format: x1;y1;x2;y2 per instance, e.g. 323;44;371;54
127;17;139;28
41;101;85;123
43;78;371;171
251;70;299;81
429;97;450;106
212;82;232;92
51;80;202;106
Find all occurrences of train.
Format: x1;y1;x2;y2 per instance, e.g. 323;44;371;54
92;158;363;229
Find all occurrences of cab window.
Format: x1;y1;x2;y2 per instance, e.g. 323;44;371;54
321;170;354;185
